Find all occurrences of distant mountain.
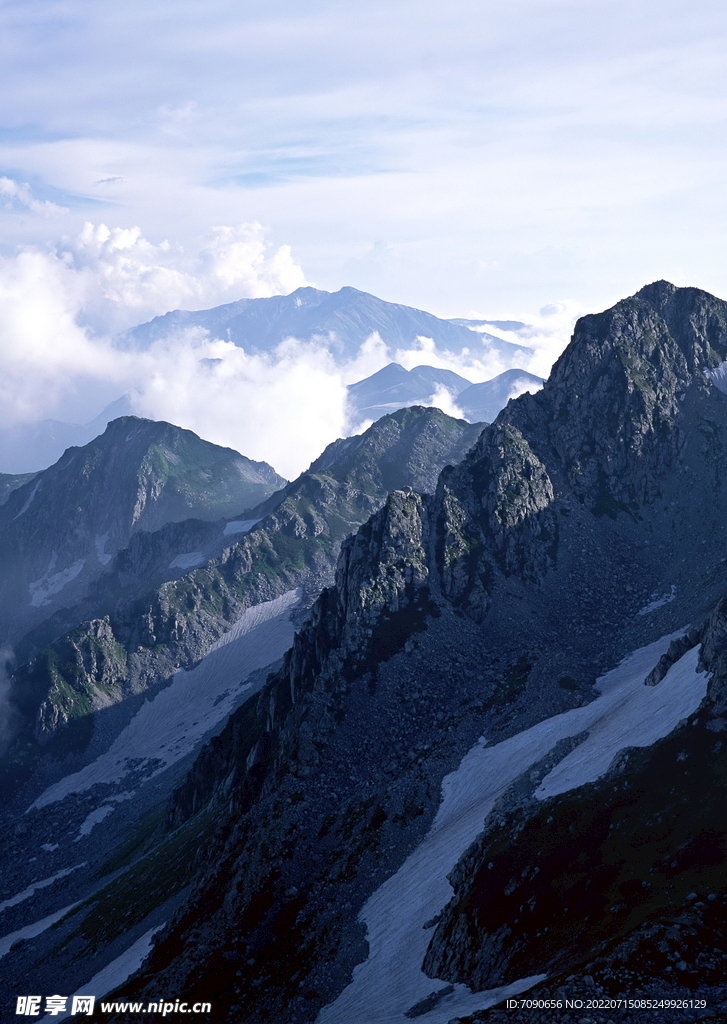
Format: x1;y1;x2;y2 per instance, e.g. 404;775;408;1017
456;368;544;422
1;289;533;476
346;362;543;424
347;363;473;422
448;316;528;332
126;285;532;363
0;417;284;641
0;395;134;474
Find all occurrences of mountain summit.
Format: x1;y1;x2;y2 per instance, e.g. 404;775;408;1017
0;417;284;640
127;285;531;362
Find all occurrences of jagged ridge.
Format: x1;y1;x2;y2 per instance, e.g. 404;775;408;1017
111;282;727;1022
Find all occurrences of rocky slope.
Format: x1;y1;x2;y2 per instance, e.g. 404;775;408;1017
107;281;727;1023
4;405;481;755
0;417;285;643
0;404;485;1019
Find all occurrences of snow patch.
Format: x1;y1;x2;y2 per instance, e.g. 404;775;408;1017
535;644;705;798
169;551;205;569
41;843;58;852
37;924;165;1022
0;864;85;912
223;518;261;536
95;533;112;565
29;559;85;607
0;901;79;959
318;631;705;1024
75;805;115;840
638;584;676;615
30;589;302;810
706;361;727;395
12;478;41;520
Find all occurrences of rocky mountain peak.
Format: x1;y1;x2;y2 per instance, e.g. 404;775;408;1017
546;280;727;400
493;282;727;513
0;417;285;642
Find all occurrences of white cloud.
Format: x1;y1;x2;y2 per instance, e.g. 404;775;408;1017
0;177;67;215
0;246;125;426
470;300;583;380
0;219;576;477
59;221;309;333
129;331;350;479
374;301;579;388
0;220;346;476
420;383;466;420
0;221;310;428
3;0;727;320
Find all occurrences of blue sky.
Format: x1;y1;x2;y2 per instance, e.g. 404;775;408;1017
2;0;727;319
2;0;727;474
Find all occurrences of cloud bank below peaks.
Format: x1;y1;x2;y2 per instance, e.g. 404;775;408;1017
0;222;347;477
62;222;310;335
129;331;350;480
0;220;578;479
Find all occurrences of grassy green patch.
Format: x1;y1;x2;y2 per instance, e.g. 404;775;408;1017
56;808;215;955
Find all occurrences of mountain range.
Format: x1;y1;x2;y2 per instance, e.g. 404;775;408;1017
2;281;727;1024
347;363;544;424
0;286;536;474
125;286;531;363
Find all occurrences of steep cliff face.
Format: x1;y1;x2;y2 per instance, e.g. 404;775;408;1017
505;280;727;506
168;488;436;826
109;282;727;1023
431;281;727;621
434;422;556;619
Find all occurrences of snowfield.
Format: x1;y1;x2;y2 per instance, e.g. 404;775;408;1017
30;589;302;811
318;631;708;1024
168;551;206;569
0;902;80;960
223;518;260;536
0;864;85;913
28;558;85;607
37;924;166;1023
12;478;41;520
